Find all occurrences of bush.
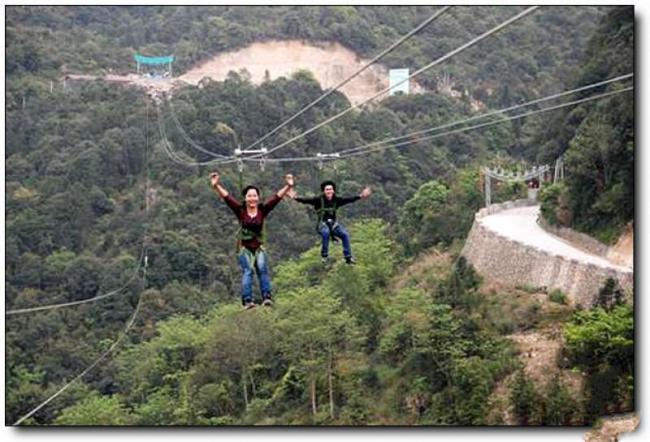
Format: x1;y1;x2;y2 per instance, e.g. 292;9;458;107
509;369;539;424
539;183;571;226
564;303;633;371
493;179;527;203
541;375;579;425
55;393;133;425
549;288;567;305
596;278;624;310
564;303;634;421
494;318;516;335
516;284;545;294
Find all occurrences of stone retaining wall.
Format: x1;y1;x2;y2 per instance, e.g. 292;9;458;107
462;200;633;307
537;216;610;258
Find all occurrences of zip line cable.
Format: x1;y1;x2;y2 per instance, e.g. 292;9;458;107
12;279;147;426
12;86;633;425
5;243;145;315
157;77;632;167
212;6;540;165
5;101;160;315
232;75;632;164
157;102;214;166
156;6;538;168
339;87;634;159
163;7;449;159
241;6;451;152
336;73;634;157
159;78;634;167
168;97;231;159
12;100;152;426
239;85;633;164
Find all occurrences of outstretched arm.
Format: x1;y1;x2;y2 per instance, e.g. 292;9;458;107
288;188;318;206
338;186;372;206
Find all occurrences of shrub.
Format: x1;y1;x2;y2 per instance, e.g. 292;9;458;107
549;288;567;305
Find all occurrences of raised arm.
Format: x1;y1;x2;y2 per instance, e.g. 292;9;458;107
276;174;295;199
210;172;229;199
263;174;295;214
210;171;241;213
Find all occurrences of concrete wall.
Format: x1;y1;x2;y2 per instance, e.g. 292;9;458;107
462;200;633;307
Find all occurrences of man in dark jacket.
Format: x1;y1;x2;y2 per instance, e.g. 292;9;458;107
290;181;371;264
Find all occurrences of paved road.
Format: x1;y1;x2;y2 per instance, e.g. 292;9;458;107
479;205;631;272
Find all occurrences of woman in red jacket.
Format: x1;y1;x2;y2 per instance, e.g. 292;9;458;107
210;171;294;309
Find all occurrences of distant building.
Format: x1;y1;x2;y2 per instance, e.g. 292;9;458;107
389;68;410;96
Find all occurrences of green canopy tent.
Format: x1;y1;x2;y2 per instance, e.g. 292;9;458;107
134;53;174;78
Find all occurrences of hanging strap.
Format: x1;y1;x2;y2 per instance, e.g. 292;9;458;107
317;160;323;186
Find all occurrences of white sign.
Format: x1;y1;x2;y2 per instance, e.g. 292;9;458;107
389;68;410;96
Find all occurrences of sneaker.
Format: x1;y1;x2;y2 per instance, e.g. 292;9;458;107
344;256;356;265
243;301;256;310
262;297;273;307
321;256;329;264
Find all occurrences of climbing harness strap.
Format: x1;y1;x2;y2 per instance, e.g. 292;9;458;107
315;197;339;242
239;225;265;242
315;196;337;221
239;245;265;268
236;224;266;251
317;220;340;243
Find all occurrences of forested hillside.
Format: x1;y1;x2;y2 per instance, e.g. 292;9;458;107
5;5;633;426
533;7;633;243
7;6;606;104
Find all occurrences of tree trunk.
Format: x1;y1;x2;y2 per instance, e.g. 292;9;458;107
242;372;249;409
311;377;317;416
249;371;257;398
309;345;317;416
328;352;335;419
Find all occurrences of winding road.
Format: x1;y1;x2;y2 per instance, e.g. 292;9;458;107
479;205;631;272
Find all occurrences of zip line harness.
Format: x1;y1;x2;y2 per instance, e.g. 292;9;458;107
316;153;343;243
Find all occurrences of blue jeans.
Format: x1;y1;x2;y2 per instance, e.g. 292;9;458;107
319;223;352;259
238;248;272;304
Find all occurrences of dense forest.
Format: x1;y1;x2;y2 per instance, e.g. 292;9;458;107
535;7;633;243
5;6;633;425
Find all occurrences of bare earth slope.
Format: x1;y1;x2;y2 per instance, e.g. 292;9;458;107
177;40;423;105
